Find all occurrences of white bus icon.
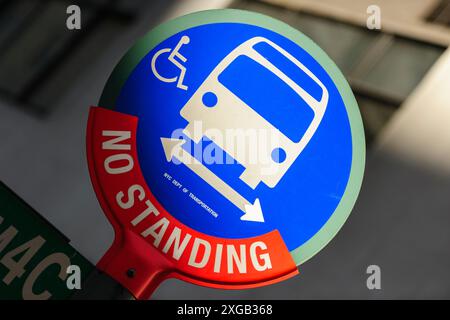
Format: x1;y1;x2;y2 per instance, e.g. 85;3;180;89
180;36;328;189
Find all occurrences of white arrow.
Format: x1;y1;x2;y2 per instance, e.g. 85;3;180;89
161;137;264;222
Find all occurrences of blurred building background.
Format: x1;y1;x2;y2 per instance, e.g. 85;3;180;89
0;0;449;298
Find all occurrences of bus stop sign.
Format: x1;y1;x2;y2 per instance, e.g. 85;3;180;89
87;9;365;299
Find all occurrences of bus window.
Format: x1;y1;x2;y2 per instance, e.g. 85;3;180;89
253;41;323;102
218;54;315;143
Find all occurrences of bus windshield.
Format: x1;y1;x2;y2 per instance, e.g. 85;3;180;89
218;46;319;143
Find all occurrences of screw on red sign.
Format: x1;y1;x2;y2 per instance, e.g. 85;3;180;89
86;9;365;299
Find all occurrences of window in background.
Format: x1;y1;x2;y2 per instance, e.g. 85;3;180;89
288;13;377;76
353;37;443;102
0;0;150;115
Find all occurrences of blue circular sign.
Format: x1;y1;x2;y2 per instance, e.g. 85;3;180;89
100;9;365;266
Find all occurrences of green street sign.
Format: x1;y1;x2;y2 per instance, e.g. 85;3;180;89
0;182;93;300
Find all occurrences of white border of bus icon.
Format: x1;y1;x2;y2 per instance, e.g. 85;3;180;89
181;36;329;189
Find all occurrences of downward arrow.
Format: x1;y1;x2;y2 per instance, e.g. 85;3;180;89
242;198;264;222
161;137;265;223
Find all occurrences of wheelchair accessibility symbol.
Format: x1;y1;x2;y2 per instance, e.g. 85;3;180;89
151;35;190;90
